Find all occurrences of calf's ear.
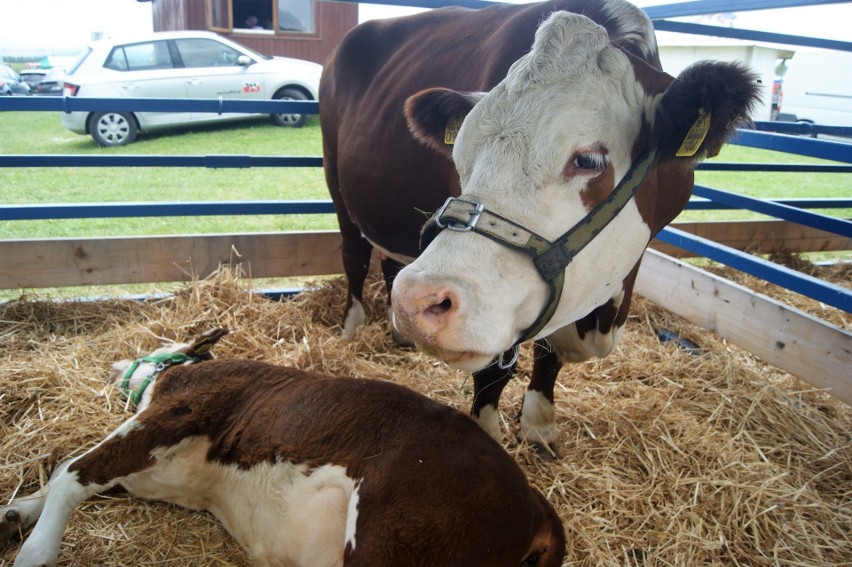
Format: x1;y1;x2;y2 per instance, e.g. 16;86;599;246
654;61;761;160
184;327;230;360
404;87;486;158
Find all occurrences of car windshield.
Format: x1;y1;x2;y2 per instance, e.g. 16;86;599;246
21;72;45;85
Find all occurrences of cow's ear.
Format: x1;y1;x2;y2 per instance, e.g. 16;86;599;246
404;87;486;158
654;61;761;160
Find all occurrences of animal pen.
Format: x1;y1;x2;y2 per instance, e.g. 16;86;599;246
1;0;850;565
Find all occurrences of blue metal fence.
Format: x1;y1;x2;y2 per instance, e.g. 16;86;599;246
1;0;850;314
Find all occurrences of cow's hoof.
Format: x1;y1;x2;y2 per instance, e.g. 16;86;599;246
517;434;562;461
341;300;366;341
530;440;562;461
0;506;23;546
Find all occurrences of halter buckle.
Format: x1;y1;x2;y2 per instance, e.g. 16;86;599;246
435;197;485;232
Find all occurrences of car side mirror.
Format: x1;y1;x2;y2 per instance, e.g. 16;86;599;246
237;55;252;67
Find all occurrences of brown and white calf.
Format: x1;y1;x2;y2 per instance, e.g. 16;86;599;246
0;329;565;567
321;0;760;454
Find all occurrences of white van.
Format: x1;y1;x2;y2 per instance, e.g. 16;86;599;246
775;48;852;127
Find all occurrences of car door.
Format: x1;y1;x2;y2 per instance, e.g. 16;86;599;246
105;40;192;127
172;37;266;123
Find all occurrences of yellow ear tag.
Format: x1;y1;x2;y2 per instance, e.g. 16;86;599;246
444;115;464;146
676;109;711;157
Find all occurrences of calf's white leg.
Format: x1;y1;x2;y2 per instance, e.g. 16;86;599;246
0;458;79;548
4;416;143;566
12;466;114;567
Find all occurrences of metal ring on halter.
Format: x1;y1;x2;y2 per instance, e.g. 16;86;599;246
435;197;485;232
496;344;520;369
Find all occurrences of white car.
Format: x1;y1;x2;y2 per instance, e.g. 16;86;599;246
60;31;322;146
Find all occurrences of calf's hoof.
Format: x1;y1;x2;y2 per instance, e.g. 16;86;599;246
0;507;23;546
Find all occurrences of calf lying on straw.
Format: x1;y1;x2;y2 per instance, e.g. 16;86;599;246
0;328;565;567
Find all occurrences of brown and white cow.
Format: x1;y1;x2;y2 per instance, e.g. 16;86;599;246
0;329;565;567
320;0;759;454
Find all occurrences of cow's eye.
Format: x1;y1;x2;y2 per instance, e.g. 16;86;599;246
574;152;607;172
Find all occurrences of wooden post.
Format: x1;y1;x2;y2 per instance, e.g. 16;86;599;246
635;249;851;406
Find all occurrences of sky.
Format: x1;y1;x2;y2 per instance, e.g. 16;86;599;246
0;0;850;57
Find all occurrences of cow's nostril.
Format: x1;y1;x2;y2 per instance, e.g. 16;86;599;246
426;297;453;316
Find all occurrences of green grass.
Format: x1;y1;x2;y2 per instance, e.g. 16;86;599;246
1;111;335;238
684;145;852;222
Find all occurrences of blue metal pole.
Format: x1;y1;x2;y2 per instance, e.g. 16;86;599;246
692;185;852;237
0;201;336;221
656;227;852;313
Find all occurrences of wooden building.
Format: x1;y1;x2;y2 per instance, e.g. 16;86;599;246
140;0;358;65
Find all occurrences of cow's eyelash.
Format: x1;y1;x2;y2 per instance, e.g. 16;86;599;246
573;152;608;171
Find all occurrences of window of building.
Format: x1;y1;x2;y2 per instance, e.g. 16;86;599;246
208;0;231;31
208;0;315;35
278;0;314;33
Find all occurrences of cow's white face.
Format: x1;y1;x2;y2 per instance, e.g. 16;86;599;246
392;13;658;371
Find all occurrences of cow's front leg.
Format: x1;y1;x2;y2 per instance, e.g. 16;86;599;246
471;357;516;442
340;231;374;341
519;340;563;459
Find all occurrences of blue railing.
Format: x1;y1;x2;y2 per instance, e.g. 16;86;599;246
657;182;852;311
0;95;317;115
0;154;323;168
1;198;849;222
657;227;851;311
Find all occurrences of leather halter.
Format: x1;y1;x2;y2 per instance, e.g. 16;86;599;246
419;149;656;354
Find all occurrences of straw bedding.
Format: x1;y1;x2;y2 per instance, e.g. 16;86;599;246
1;264;849;566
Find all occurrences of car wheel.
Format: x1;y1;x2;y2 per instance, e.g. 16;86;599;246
271;88;309;127
89;111;138;146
